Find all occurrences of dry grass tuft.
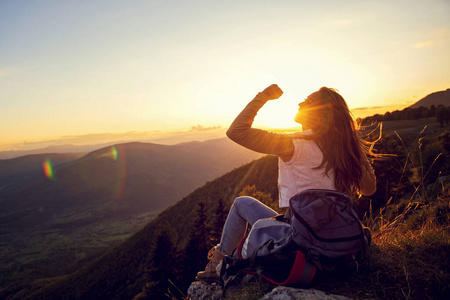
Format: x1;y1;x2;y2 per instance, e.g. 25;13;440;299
356;187;450;300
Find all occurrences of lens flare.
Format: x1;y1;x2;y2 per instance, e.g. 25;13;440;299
105;145;126;196
111;145;126;197
42;158;55;180
111;146;118;160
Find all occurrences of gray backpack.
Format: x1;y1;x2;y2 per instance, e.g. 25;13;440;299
286;189;368;271
221;189;368;289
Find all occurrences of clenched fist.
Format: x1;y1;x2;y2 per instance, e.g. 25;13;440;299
261;84;283;100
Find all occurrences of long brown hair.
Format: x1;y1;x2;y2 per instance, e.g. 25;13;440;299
302;87;371;195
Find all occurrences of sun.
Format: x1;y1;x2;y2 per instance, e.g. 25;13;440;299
253;99;302;130
245;69;324;130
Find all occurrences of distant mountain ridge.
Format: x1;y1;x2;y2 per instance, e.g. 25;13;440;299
0;138;261;217
410;88;450;108
0;129;228;159
0;144;91;160
0;137;262;291
0;152;84;188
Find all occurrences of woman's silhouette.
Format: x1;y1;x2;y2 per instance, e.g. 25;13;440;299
196;84;377;281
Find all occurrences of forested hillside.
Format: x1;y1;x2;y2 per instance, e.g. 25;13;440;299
410;88;450;109
360;100;450;127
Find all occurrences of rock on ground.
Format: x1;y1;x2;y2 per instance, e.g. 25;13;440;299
187;281;222;300
260;286;353;300
187;281;354;300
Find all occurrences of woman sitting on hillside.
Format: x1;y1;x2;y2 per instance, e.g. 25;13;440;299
196;84;377;281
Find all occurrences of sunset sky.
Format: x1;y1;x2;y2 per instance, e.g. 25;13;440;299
1;0;449;152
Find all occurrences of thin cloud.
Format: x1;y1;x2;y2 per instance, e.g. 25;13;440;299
190;125;222;132
3;131;164;150
0;127;228;155
352;106;384;111
415;40;433;48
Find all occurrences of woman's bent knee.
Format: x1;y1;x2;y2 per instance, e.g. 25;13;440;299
233;196;259;212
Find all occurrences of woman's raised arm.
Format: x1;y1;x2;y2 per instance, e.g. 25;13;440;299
226;85;294;162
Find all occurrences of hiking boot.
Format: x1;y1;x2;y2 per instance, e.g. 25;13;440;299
196;246;225;282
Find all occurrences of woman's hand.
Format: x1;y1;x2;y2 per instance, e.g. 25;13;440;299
261;84;283;100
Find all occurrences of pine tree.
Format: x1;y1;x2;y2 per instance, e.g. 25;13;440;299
436;105;450;127
210;197;228;245
141;229;179;300
180;201;211;288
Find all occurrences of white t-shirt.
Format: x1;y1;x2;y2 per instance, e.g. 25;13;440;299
278;131;336;207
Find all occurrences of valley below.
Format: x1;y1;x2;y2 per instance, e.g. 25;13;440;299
0;137;262;293
1;210;157;282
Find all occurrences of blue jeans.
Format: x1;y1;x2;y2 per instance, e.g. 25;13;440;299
216;196;278;255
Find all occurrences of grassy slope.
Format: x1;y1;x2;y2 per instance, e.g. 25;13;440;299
315;118;450;299
382;118;446;142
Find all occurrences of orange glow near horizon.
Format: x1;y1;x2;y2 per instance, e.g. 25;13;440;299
0;101;412;154
254;99;413;132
